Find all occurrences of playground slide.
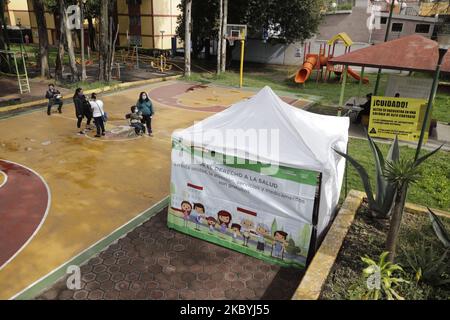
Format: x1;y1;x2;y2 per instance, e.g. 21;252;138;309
347;67;369;84
294;54;318;84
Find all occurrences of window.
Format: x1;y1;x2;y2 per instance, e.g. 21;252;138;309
415;24;430;34
392;23;403;32
380;17;387;24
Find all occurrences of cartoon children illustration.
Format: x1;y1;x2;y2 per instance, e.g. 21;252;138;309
241;218;255;247
180;201;192;227
255;223;269;252
272;230;288;259
231;223;241;242
217;210;232;233
193;203;206;230
206;216;217;233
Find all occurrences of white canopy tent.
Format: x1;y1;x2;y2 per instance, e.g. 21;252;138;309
169;86;349;266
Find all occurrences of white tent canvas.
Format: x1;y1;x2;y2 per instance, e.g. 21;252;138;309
168;86;348;268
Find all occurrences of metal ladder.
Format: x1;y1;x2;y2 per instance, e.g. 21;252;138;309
13;52;30;94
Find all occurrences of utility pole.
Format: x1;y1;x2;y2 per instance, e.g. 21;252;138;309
374;0;396;95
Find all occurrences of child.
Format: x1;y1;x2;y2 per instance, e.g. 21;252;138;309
193;203;206;230
206;216;217;233
127;106;146;135
241;218;255;247
217;210;232;233
272;230;288;259
180;201;192;228
231;223;241;243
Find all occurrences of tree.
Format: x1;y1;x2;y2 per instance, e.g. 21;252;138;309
176;0;323;61
384;146;442;262
0;0;9;51
270;218;277;236
184;0;192;77
32;0;50;78
98;0;109;81
220;0;228;72
216;0;222;74
62;0;80;81
84;0;101;51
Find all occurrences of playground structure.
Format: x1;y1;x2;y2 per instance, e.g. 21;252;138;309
114;46;179;74
0;50;30;94
294;33;369;85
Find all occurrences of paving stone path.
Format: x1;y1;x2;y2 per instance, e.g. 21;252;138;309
38;208;303;300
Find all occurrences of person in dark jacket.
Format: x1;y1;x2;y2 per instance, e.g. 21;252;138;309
45;84;63;115
356;93;373;124
136;92;154;136
73;88;92;134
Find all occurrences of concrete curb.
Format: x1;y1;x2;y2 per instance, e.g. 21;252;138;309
292;190;365;300
0;75;182;115
291;191;450;300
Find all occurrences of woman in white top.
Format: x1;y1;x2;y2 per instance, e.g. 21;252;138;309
89;93;106;137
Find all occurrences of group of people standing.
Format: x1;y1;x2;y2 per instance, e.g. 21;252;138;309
45;84;155;138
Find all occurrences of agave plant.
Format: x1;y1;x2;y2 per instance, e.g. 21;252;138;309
428;208;450;249
359;251;408;300
334;133;399;218
403;242;449;287
384;145;442;262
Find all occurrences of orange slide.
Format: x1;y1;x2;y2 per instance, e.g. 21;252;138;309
294;54;320;84
347;67;369;84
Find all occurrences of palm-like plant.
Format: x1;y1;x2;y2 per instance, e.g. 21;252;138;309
360;251;408;300
334;134;399;218
384;145;442;262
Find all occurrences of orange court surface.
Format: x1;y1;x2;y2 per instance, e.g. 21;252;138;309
0;80;310;299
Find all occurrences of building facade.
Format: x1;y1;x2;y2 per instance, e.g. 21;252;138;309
117;0;181;49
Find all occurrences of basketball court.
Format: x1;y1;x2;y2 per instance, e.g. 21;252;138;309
0;80;310;299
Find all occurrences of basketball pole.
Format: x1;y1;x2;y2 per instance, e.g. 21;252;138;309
239;39;245;88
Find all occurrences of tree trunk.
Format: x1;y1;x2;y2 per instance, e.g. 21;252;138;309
184;0;192;77
386;184;408;262
55;3;66;80
62;0;79;81
98;0;109;81
32;0;50;78
0;0;10;51
87;16;96;51
220;0;228;73
216;0;223;74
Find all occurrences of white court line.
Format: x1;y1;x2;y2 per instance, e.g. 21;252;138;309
0;170;7;189
0;159;51;272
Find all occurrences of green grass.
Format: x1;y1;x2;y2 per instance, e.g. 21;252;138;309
185;67;450;122
9;44;84;68
346;138;449;211
64;80;120;91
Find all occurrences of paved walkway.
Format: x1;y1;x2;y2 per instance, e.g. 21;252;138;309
38;208;303;300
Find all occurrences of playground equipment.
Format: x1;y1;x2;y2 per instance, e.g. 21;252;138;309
0;50;30;94
115;46;175;73
294;33;369;85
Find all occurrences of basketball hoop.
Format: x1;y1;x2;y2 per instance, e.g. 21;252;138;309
225;24;247;45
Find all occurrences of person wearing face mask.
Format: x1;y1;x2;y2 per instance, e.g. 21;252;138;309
136;91;154;136
73;87;93;134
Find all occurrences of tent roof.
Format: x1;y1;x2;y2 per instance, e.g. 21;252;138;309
173;86;349;173
329;34;450;73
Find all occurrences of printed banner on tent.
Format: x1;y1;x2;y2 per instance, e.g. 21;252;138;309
168;139;320;269
368;96;428;142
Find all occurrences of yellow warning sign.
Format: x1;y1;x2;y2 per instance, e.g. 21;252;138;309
368;96;428;142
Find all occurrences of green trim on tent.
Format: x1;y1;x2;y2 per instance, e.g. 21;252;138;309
172;139;319;186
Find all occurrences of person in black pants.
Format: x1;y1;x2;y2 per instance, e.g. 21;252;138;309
45;84;63;115
355;93;373;124
73;88;92;134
